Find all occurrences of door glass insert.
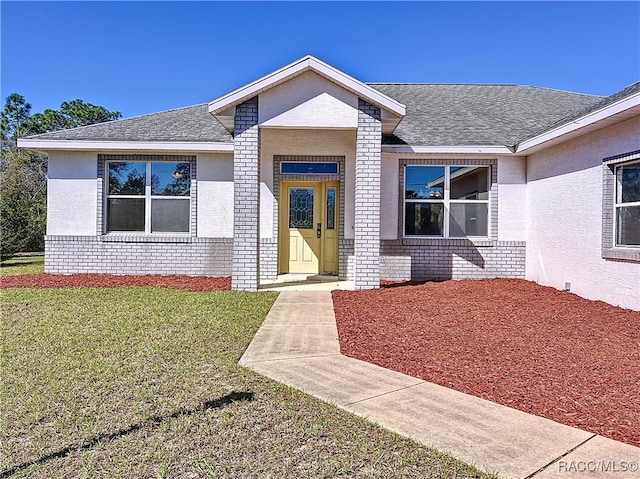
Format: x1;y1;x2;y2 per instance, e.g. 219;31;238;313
289;188;314;229
326;187;336;229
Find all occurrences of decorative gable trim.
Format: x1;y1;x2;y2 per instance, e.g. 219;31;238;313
208;55;406;132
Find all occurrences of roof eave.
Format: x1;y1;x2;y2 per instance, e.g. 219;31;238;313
382;145;515;155
16;139;234;154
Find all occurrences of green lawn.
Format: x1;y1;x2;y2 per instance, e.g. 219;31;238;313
0;255;44;276
2;287;493;478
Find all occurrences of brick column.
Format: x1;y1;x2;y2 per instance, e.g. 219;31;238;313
354;99;382;290
232;97;260;291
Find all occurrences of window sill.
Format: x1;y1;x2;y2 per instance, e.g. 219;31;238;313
101;234;192;243
402;237;494;247
602;247;640;262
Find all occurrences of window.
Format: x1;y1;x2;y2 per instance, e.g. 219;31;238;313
326;187;336;230
404;165;489;238
106;161;191;233
615;161;640;247
281;162;338;175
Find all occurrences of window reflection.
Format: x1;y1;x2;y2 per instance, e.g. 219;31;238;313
151;162;191;196
108;162;145;195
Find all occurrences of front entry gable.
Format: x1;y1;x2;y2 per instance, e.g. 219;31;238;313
259;71;358;129
208;55;405;134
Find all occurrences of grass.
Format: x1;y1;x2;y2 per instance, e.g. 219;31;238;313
1;286;493;478
0;255;44;276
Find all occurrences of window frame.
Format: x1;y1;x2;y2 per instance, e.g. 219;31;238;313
105;159;192;235
601;150;640;262
403;164;491;239
613;159;640;248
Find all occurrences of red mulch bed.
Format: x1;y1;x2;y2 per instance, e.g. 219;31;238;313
0;274;231;292
333;278;640;447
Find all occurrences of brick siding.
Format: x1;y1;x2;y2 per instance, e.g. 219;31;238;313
380;240;525;280
259;239;277;281
44;236;232;275
354;99;382;289
232;97;260;291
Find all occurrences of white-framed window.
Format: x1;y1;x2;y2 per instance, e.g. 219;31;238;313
404;165;490;238
106;160;191;234
614;160;640;247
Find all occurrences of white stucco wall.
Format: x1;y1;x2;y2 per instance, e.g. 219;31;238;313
47;152;98;235
259;71;358;129
47;152;234;238
497;156;527;241
525;116;640;310
196;153;234;238
260;128;357;239
380;155;399;240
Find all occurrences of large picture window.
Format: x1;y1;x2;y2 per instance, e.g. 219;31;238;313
107;161;191;233
404;165;489;238
615;161;640;247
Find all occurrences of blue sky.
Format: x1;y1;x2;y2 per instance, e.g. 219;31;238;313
2;1;639;119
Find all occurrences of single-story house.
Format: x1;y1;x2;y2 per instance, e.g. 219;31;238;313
18;55;640;310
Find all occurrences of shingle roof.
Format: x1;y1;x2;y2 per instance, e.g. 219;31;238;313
26;103;233;143
370;84;601;146
519;81;640;143
25;84;612;147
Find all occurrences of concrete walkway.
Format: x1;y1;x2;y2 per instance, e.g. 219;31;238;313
239;291;640;479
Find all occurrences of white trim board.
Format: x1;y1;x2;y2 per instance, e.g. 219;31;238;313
383;145;514;155
16;139;234;153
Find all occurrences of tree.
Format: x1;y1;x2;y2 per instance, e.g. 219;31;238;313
0;93;32;151
30;99;121;134
1;94;121;259
0;149;46;260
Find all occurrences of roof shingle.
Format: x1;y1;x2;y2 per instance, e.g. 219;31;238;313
518;81;640;143
370;84;601;146
27;103;233;143
26;84;617;147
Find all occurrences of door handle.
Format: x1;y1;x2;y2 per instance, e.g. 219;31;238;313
317;223;321;239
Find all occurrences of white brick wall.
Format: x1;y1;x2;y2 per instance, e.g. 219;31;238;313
381;240;525;280
44;236;232;276
232;97;261;291
354;100;382;289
